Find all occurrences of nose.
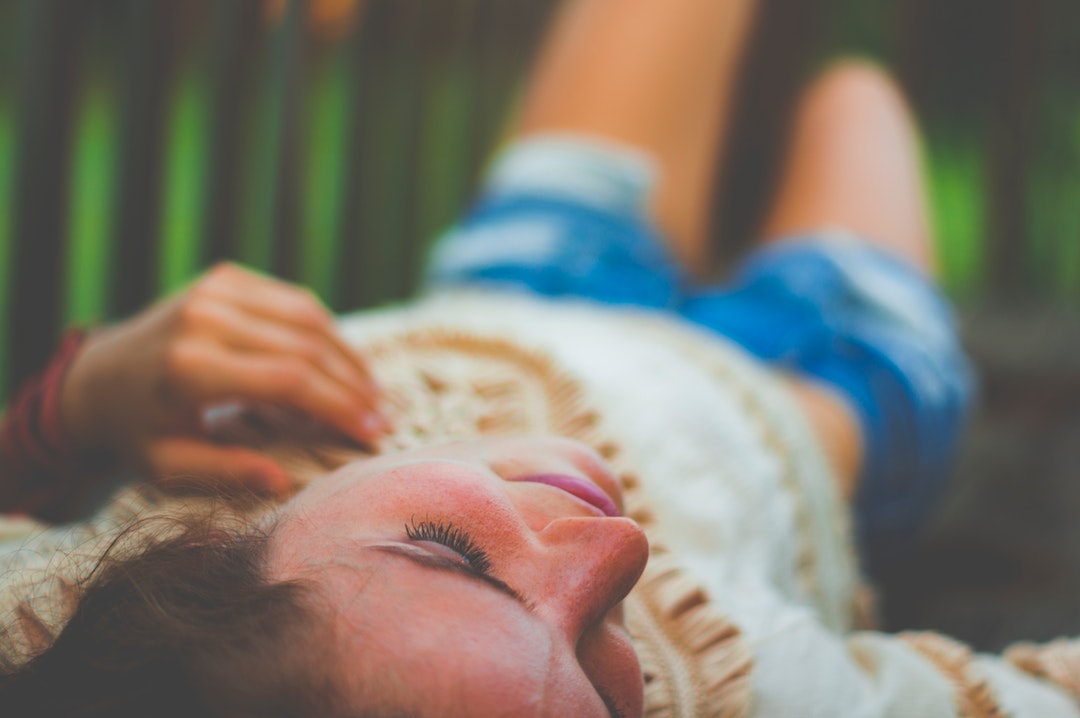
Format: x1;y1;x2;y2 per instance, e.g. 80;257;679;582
529;516;649;640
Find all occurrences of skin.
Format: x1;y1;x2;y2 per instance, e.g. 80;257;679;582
761;61;937;274
519;0;758;272
4;4;925;515
520;0;943;499
269;436;649;718
53;263;385;497
0;9;944;718
516;0;893;498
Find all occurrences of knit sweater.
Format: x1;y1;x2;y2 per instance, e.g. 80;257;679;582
1;290;1078;717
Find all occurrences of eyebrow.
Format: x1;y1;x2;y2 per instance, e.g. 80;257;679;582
370;543;532;610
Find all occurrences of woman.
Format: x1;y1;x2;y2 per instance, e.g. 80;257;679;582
2;0;1078;715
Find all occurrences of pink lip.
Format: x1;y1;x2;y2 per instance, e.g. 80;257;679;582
512;474;622;517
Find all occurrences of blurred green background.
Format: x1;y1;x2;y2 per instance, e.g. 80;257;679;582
0;0;1078;399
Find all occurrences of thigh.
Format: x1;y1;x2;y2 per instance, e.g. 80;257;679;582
517;0;758;272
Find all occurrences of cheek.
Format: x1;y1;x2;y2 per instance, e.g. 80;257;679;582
413;623;602;717
427;616;613;717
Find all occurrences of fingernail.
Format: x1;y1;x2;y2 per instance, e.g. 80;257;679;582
362;414;386;436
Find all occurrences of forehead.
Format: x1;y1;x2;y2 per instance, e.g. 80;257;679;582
270;463;518;574
323;551;592;717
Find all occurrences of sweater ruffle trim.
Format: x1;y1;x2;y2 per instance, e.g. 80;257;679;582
367;328;756;717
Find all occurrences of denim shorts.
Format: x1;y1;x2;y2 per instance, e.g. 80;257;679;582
426;135;975;573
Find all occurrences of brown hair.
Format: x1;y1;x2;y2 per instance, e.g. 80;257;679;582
0;404;396;718
0;518;351;718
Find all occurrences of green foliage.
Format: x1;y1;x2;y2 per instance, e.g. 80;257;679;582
159;65;211;295
299;48;351;303
66;77;119;324
926;127;987;300
2;0;1080;402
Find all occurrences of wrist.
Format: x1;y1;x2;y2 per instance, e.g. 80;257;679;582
59;329;113;452
22;329;91;461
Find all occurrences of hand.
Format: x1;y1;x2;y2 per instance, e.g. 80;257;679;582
59;263;384;495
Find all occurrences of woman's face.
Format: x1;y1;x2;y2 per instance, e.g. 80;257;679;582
269;436;649;718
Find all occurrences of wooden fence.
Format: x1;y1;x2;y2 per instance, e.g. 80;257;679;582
0;0;552;397
1;0;1078;401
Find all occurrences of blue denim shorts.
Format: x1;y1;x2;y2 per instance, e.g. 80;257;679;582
426;136;975;572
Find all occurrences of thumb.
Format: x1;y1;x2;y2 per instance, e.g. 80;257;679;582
142;437;292;496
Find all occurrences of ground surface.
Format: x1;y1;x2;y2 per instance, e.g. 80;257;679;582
880;305;1080;651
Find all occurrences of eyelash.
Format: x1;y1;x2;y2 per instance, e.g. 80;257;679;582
405;518;493;575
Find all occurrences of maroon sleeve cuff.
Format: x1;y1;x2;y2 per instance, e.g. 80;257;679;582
0;329;95;515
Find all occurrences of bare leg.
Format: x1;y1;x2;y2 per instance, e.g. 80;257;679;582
518;0;758;275
760;60;936;274
764;61;936;498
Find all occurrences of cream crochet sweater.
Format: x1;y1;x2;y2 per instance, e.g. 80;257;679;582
1;290;1078;717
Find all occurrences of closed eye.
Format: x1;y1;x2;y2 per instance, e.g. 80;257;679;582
405;517;494;574
369;543;532;610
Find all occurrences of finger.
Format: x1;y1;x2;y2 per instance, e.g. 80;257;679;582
142;437;291;496
182;298;380;410
198;263;337;335
164;341;383;445
195;264;383;406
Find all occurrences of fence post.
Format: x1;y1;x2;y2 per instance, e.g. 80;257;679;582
238;0;308;276
110;0;181;318
712;0;824;266
201;0;262;267
8;0;89;388
987;0;1044;298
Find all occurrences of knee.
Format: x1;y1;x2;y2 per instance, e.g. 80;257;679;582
811;59;907;108
801;59;915;130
